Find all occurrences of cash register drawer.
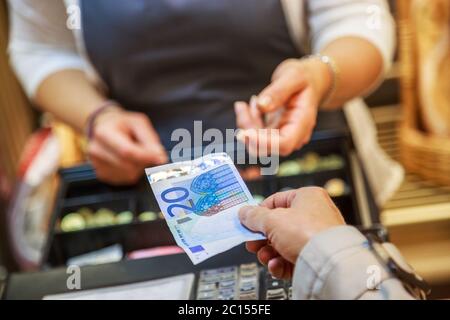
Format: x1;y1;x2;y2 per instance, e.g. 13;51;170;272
43;138;369;267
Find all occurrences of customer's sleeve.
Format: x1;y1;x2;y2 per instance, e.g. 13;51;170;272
307;0;396;75
292;226;415;300
7;0;86;98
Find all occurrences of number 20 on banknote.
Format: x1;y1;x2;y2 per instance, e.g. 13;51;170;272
155;161;251;219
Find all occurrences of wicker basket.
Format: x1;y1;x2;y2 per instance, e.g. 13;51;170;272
398;0;450;186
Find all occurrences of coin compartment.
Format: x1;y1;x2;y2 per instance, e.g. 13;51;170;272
43;138;369;267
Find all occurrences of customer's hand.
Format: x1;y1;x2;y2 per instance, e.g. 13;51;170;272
235;58;332;156
87;108;168;185
239;187;345;279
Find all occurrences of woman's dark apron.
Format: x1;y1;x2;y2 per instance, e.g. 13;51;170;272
81;0;301;150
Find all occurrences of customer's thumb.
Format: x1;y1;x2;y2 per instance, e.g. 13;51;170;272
239;206;272;234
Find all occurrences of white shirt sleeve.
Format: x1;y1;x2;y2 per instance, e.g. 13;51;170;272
292;226;415;300
307;0;396;74
7;0;86;98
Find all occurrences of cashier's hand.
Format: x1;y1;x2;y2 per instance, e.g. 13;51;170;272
239;187;345;279
235;58;332;156
87;108;168;185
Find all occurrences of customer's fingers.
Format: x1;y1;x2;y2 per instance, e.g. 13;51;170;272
268;257;294;280
239;206;274;234
245;240;267;253
261;190;298;209
257;245;279;265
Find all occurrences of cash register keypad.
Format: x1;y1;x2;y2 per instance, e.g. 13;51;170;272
196;263;292;300
265;272;292;300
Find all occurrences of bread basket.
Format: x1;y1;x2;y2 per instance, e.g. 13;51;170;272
398;0;450;186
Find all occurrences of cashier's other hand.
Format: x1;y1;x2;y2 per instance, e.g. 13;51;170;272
235;58;332;156
87;108;168;185
239;187;345;279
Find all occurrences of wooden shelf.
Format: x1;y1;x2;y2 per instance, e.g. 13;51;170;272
371;104;450;286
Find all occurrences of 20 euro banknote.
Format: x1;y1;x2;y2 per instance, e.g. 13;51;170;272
145;153;265;264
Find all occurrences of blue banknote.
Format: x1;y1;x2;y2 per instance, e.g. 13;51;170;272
146;153;265;264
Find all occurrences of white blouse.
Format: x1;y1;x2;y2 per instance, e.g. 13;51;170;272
7;0;395;98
